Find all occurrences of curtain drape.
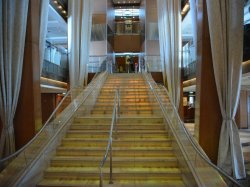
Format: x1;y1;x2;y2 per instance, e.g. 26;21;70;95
157;0;181;108
189;0;197;59
206;0;246;179
68;0;93;88
0;0;29;157
39;0;49;75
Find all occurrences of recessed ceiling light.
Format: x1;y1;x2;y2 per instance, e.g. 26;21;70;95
53;0;58;4
58;5;62;9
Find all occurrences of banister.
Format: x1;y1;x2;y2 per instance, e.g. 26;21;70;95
143;72;242;187
99;88;120;187
0;72;106;165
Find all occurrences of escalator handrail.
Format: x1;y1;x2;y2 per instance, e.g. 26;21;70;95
143;73;242;187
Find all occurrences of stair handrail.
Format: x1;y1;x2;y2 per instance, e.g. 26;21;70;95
99;88;120;187
143;73;242;187
0;72;106;166
0;71;108;186
0;89;71;165
158;84;242;186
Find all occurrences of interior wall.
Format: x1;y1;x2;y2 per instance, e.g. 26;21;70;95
140;0;146;52
114;35;141;52
90;0;107;56
41;93;56;124
237;90;249;129
107;0;115;64
145;0;159;56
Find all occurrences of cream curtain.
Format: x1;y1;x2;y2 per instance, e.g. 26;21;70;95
39;0;49;75
157;0;181;107
0;0;29;157
206;0;246;179
68;0;93;88
189;0;197;58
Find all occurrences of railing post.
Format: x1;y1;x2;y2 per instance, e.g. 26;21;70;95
109;140;113;184
118;89;120;117
99;168;103;187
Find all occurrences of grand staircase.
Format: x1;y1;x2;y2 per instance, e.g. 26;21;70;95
37;74;186;187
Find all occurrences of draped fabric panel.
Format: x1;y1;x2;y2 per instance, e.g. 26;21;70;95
68;0;93;88
189;0;198;58
39;0;49;75
0;0;29;157
157;0;181;108
206;0;246;179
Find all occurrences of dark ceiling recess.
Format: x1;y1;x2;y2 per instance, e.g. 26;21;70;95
181;0;189;9
244;24;250;61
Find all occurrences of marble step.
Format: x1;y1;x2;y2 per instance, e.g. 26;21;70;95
43;167;182;180
50;156;178;168
61;138;171;147
56;147;174;157
37;179;186;187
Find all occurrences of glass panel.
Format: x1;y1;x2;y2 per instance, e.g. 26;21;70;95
0;72;108;187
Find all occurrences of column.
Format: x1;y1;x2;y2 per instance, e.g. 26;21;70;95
14;0;42;150
194;0;222;164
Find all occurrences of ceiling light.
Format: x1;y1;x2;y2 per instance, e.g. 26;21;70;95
58;5;62;9
53;0;58;4
62;10;66;14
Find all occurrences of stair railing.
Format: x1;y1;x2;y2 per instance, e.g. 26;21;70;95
0;71;108;187
142;72;242;187
99;88;120;187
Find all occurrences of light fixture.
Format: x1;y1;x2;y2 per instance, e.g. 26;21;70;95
62;10;66;14
58;5;62;9
53;0;58;4
181;2;190;15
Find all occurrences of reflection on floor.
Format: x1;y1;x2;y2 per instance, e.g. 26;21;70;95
184;123;250;177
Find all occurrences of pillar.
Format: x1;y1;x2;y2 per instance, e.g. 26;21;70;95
14;0;42;150
194;0;222;164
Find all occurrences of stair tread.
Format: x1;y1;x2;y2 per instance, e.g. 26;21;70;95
45;167;181;173
52;156;177;162
62;138;170;142
67;130;167;133
38;179;185;187
75;116;164;119
36;74;186;187
57;147;173;151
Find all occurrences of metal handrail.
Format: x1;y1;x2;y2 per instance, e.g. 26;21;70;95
99;89;120;187
158;84;242;186
143;73;242;187
0;72;106;164
0;89;71;164
0;72;108;187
